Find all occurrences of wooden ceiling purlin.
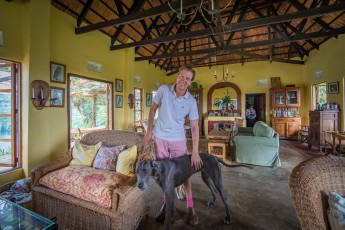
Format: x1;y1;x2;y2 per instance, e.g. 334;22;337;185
51;0;345;72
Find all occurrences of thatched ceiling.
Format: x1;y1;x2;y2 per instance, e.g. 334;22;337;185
52;0;345;75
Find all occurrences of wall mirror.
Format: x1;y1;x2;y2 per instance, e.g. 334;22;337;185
207;82;242;114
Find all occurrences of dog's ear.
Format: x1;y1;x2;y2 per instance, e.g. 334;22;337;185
151;160;158;168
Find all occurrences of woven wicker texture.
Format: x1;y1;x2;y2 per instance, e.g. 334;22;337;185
289;155;345;230
31;130;154;230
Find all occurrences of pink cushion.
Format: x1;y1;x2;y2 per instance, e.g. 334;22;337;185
93;145;126;170
39;166;132;208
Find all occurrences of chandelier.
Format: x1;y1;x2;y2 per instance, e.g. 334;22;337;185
167;0;233;25
214;65;234;82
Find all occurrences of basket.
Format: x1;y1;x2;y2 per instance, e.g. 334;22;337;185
0;180;33;211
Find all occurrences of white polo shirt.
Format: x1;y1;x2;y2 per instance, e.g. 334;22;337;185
153;84;199;141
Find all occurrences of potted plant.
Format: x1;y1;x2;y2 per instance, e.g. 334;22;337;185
214;95;232;113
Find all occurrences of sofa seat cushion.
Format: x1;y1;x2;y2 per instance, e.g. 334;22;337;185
39;166;133;208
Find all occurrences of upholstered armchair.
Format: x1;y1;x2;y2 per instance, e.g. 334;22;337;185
289;155;345;230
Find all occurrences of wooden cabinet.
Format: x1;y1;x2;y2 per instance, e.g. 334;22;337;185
272;117;301;139
186;87;203;137
308;110;339;150
270;87;301;140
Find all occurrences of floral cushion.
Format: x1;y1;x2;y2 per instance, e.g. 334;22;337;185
93;145;126;170
69;141;102;166
39;166;132;208
116;145;138;176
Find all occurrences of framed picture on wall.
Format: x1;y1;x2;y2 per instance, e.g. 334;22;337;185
50;87;65;107
146;93;152;107
116;95;123;108
115;79;123;92
50;62;66;84
229;99;237;110
328;81;339;94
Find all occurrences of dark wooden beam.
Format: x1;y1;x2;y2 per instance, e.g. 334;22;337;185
77;0;94;27
111;2;345;50
136;26;345;61
75;0;198;34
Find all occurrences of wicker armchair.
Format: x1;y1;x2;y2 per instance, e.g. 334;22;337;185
289;155;345;230
31;130;155;230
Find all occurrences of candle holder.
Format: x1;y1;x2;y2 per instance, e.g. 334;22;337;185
30;80;50;110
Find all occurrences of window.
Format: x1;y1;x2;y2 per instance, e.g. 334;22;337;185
134;88;143;132
312;82;327;109
68;75;113;147
0;60;20;173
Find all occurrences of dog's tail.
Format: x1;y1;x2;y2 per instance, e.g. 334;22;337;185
217;158;252;168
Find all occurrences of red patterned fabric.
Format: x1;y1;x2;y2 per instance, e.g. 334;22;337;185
39;166;132;208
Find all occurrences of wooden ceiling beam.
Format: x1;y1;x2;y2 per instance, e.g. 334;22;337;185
77;0;94;27
111;2;345;51
75;0;198;34
288;0;334;31
136;26;345;61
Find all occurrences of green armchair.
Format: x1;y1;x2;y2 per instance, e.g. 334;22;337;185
234;121;281;167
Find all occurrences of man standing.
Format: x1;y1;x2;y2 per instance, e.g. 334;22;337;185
245;104;256;127
142;66;203;226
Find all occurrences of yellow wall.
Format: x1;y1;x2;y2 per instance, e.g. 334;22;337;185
0;1;344;185
0;2;165;184
166;62;304;125
303;35;345;129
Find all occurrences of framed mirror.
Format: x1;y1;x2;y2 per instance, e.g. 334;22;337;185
207;82;242;114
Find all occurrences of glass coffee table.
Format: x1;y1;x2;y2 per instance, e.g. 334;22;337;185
0;196;57;230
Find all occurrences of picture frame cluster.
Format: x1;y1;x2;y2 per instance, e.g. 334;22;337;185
50;61;66;107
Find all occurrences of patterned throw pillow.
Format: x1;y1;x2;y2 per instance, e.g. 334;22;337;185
116;145;138;176
69;140;102;166
328;192;345;230
93;145;126;170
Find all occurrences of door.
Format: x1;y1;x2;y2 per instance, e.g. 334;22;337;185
245;93;266;125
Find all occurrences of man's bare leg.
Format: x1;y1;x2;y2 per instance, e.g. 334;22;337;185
184;177;198;226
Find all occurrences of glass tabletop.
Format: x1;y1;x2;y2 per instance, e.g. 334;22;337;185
0;196;56;230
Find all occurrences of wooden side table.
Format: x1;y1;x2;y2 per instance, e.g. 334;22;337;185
207;130;230;160
332;132;345;155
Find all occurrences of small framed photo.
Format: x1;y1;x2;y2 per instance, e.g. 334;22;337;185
146;93;152;107
116;95;123;108
50;87;65;107
50;62;66;84
115;78;123;92
271;77;281;88
328;82;339;94
229;99;237;110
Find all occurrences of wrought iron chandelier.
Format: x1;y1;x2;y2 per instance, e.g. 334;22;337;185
214;65;234;82
167;0;233;25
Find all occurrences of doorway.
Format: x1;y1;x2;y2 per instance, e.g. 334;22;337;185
245;93;266;127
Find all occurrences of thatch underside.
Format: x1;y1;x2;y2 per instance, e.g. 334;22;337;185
51;0;345;75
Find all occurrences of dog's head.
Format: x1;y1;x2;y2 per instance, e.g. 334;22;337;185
135;160;158;191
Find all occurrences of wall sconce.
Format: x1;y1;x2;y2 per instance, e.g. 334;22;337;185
31;80;50;110
128;93;134;109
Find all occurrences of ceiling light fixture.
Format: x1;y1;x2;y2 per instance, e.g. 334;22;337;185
167;0;233;25
214;65;234;82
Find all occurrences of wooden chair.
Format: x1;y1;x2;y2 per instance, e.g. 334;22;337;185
298;125;309;144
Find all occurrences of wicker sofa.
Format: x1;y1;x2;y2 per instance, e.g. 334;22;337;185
289;155;345;230
31;130;155;230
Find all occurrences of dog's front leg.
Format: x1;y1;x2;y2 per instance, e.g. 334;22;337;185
163;186;175;230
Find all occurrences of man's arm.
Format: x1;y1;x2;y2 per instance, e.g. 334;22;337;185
190;119;203;170
142;102;159;144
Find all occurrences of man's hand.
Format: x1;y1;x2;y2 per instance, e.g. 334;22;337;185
142;132;152;145
191;152;203;170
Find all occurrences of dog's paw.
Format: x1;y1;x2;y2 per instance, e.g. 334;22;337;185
224;216;232;225
207;201;215;208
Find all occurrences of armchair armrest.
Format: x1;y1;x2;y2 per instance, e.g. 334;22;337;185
31;151;72;188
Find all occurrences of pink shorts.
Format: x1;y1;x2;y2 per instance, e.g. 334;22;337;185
154;136;187;160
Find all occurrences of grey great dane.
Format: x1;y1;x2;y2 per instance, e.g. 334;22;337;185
136;152;250;229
